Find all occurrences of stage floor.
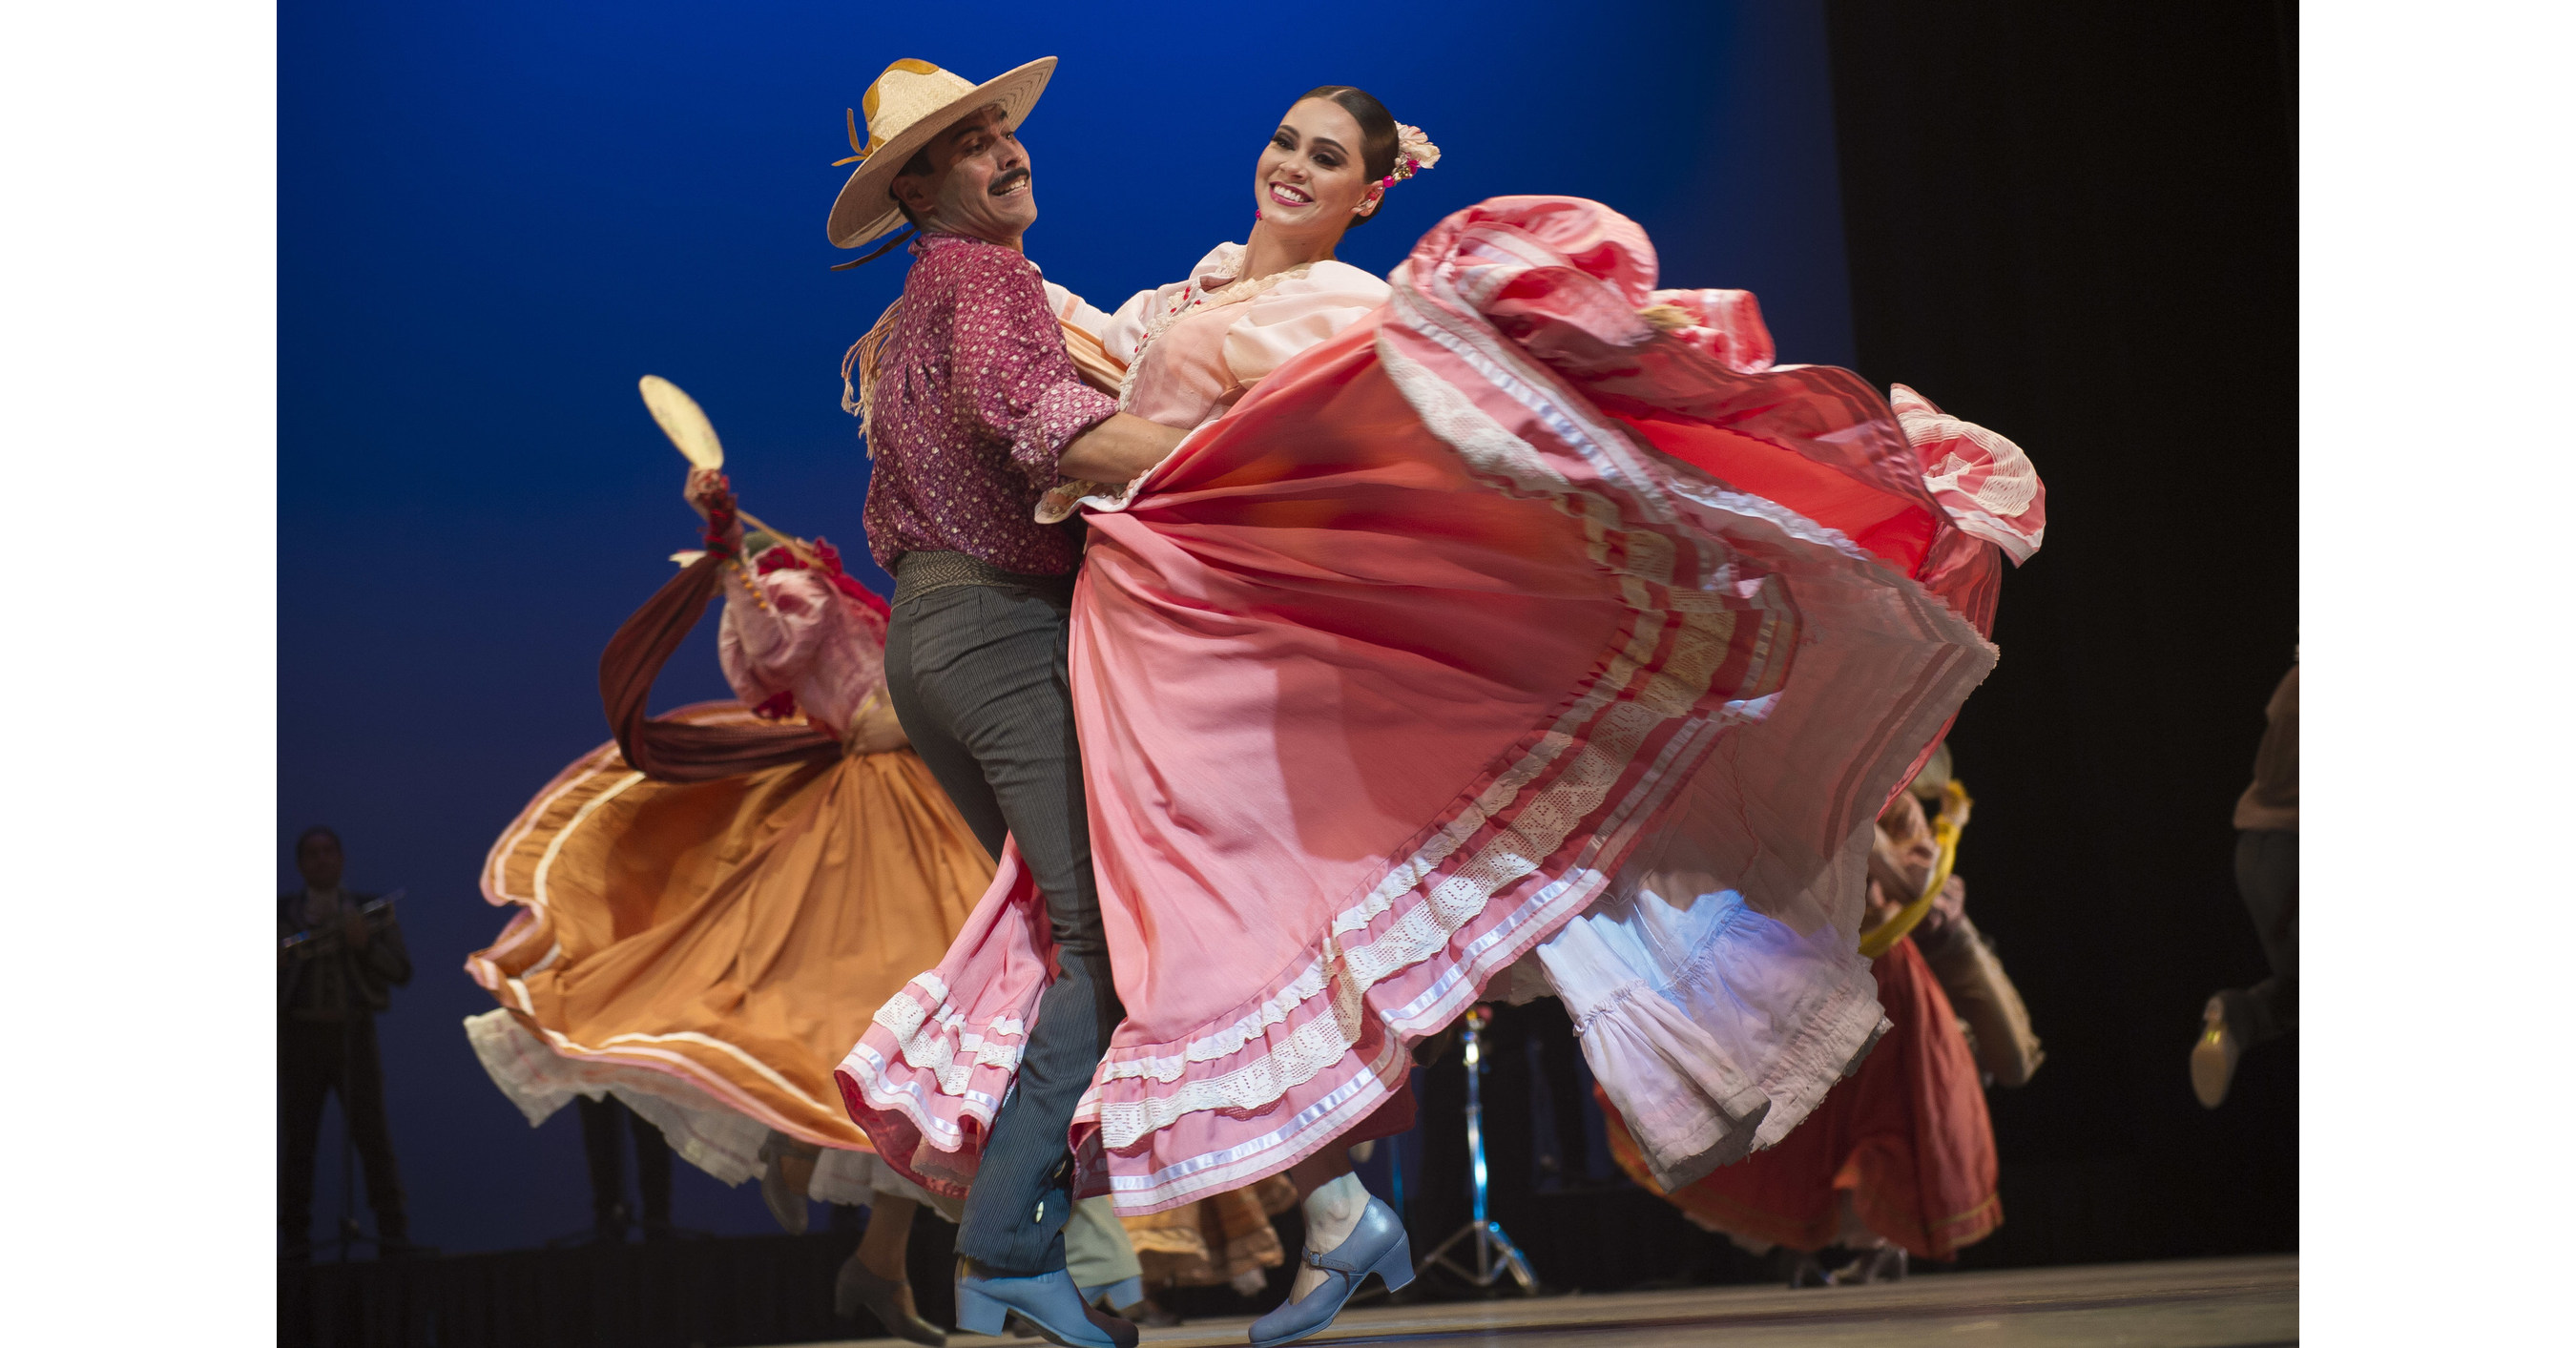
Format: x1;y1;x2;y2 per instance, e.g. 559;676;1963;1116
793;1255;2296;1348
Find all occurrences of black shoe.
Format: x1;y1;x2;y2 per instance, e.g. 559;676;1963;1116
759;1130;820;1234
1113;1296;1183;1329
837;1252;945;1347
1769;1247;1828;1288
1824;1246;1906;1285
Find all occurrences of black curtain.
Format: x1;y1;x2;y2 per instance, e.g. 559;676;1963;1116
1823;2;2298;1260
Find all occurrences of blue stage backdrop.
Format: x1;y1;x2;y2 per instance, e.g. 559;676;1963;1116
280;0;1857;1255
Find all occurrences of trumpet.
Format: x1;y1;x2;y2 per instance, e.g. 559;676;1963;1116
280;890;405;952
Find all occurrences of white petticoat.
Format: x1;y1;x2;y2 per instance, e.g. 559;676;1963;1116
466;1009;952;1214
1512;792;1894;1192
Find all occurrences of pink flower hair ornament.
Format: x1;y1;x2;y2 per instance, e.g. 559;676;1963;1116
1381;122;1441;189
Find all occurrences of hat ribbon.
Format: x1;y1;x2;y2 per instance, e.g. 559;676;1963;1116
833;108;873;166
828;106;921;270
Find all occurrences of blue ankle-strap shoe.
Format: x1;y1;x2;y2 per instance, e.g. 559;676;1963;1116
1247;1195;1414;1348
955;1265;1137;1348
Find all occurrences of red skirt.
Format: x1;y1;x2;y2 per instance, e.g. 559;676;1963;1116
1601;937;2001;1259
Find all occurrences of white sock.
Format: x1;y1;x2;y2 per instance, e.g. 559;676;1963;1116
1301;1173;1369;1255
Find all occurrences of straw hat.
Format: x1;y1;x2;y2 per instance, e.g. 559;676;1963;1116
827;56;1056;250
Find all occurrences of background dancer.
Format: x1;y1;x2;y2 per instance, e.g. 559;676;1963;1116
822;53;1185;1348
1902;746;2043;1092
1596;768;2031;1284
2193;661;2297;1108
467;455;993;1347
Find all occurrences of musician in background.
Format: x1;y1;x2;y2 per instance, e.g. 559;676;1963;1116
279;826;417;1260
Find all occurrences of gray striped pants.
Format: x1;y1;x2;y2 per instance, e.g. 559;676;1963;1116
883;562;1125;1275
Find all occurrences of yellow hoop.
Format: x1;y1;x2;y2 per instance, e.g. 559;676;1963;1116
1856;779;1971;959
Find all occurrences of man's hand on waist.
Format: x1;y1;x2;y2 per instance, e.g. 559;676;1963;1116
1059;414;1186;486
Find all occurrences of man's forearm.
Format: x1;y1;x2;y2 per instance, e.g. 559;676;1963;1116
1058;413;1185;484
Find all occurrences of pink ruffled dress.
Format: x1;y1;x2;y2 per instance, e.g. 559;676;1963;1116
838;197;2046;1213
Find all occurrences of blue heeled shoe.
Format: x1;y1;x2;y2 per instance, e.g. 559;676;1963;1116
1247;1196;1414;1348
956;1264;1138;1348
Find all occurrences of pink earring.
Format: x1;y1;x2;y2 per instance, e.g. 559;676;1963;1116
1254;207;1264;221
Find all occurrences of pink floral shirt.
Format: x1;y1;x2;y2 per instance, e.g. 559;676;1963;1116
860;232;1117;576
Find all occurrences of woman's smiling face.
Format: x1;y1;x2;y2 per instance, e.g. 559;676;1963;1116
1255;97;1379;235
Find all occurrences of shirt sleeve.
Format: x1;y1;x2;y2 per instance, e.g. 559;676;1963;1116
944;248;1119;488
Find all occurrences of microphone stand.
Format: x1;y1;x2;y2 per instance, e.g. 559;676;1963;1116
1416;1006;1539;1295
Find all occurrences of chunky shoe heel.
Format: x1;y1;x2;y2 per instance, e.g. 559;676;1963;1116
1367;1229;1416;1293
954;1265;1132;1348
954;1281;1007;1337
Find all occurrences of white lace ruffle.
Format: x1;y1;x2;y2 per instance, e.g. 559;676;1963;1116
465;1009;943;1211
876;988;1028;1096
1092;960;1332;1085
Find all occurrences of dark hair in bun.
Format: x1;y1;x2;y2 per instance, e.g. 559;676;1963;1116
1297;86;1398;227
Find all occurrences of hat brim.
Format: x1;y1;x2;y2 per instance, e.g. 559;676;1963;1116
827;56;1056;250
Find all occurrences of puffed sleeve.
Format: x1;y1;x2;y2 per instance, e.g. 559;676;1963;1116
716;561;886;736
717;563;820;709
1220;261;1391;389
1041;280;1115;342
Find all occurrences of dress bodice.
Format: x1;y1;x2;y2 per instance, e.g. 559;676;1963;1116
1099;241;1391;433
1032;243;1391;524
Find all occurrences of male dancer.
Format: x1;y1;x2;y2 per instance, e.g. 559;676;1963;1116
825;56;1180;1348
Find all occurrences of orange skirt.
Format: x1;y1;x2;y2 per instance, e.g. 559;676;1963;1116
467;701;993;1198
1601;937;2001;1259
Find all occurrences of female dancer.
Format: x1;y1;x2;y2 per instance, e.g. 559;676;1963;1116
467;477;989;1346
1597;762;2015;1284
842;85;2041;1347
1589;385;2046;1284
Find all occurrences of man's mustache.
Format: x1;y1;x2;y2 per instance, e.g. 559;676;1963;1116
988;168;1031;196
